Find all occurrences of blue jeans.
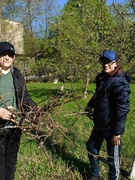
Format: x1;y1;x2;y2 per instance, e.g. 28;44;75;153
86;128;121;180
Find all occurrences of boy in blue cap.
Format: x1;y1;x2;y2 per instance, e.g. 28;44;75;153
0;41;39;180
85;50;130;180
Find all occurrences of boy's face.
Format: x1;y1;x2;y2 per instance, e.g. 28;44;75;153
0;51;15;70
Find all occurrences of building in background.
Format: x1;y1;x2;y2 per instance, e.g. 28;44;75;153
0;18;24;55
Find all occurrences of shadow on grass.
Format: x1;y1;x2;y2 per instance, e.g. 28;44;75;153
28;88;60;99
42;138;131;180
29;88;81;102
43;139;90;180
98;157;130;179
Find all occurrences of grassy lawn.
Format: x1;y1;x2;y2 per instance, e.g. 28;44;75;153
15;82;135;180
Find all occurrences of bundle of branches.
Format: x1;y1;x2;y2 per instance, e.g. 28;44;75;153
6;91;83;163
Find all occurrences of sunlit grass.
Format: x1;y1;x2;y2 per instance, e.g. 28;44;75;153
15;82;135;180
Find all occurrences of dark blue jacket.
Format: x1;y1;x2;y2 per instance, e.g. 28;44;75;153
87;70;130;135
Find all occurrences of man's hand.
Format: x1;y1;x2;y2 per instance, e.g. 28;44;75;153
112;135;121;145
0;107;13;120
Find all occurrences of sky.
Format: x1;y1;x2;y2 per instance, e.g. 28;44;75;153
58;0;124;7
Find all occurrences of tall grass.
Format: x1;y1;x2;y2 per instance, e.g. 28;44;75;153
15;82;135;180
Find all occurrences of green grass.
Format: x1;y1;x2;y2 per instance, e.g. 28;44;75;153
15;82;135;180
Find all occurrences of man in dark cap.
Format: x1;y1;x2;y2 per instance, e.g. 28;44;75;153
85;50;131;180
0;41;39;180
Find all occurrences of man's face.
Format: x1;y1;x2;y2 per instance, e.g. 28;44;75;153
0;51;15;70
101;58;117;74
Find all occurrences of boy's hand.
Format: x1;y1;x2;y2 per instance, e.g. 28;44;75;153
0;107;13;120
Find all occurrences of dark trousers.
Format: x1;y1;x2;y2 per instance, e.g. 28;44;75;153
86;128;121;180
0;128;22;180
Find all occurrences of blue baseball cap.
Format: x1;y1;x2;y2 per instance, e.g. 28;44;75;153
99;50;117;62
0;42;15;55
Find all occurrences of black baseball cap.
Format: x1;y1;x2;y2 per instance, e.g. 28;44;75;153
0;42;15;55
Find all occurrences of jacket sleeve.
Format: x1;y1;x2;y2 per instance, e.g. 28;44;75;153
84;93;95;117
13;68;37;109
85;73;100;109
111;78;130;135
86;93;95;108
